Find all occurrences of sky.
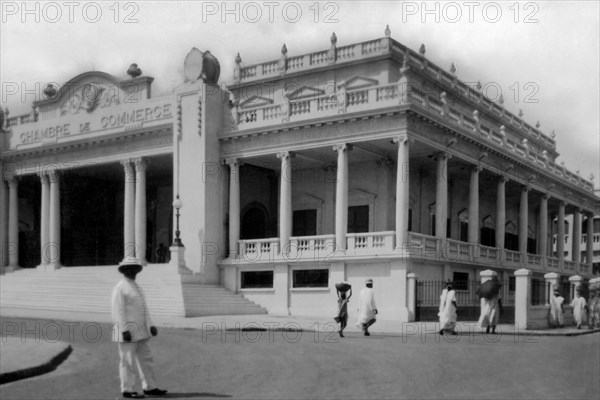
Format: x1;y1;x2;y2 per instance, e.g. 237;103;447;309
1;0;599;191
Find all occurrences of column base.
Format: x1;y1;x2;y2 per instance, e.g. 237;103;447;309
5;265;21;273
39;263;62;271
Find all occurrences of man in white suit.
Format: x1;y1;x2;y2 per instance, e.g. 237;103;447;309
112;258;167;399
356;278;378;336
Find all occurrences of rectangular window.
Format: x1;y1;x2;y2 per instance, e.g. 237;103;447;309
241;271;273;289
452;272;469;291
509;276;516;292
293;269;329;288
459;222;468;242
293;209;317;236
348;205;369;233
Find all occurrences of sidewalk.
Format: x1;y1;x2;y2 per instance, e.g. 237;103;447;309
1;313;599;385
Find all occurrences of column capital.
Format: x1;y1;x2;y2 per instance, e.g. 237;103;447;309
276;151;294;160
47;169;60;183
470;164;482;173
332;143;352;153
498;175;508;183
223;158;242;167
541;193;551;200
543;272;560;280
521;185;530;193
38;172;49;184
433;151;451;161
133;158;149;172
4;174;18;187
391;134;412;145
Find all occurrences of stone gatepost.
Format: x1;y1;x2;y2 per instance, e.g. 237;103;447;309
568;275;583;301
480;269;497;283
544;272;560;304
271;264;290;316
514;268;532;329
407;272;417;322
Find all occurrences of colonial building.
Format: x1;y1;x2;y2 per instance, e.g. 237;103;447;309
1;28;598;322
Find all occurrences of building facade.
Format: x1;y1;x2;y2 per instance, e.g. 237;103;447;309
1;29;598;321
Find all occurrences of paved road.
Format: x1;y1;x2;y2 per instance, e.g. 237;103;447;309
0;317;599;399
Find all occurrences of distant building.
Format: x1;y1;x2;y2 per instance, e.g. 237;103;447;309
1;28;598;321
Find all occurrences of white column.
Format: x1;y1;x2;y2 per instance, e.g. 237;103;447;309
38;173;50;267
468;166;480;244
519;186;529;254
0;176;6;273
586;212;594;270
539;194;549;256
495;177;506;249
277;152;293;255
407;272;417;322
572;208;581;264
134;158;148;265
227;158;240;258
47;170;61;269
557;202;565;261
121;160;136;260
514;269;532;329
435;153;448;239
6;175;19;271
393;135;410;248
334;144;349;251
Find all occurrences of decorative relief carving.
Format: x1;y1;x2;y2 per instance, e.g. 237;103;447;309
60;82;119;115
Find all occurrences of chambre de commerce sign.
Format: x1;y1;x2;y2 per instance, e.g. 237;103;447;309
10;97;174;150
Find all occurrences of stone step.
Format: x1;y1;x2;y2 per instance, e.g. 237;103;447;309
0;266;267;318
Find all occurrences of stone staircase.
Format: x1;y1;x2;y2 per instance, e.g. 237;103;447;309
0;265;267;320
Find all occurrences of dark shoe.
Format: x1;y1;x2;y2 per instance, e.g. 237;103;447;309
364;331;370;336
439;329;444;336
144;388;168;396
123;392;145;399
451;331;458;336
339;331;344;337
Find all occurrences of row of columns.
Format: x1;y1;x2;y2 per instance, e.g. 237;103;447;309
122;158;149;265
225;133;593;271
1;158;149;270
226;135;412;254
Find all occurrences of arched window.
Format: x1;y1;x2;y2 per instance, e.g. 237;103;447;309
481;215;495;247
241;202;269;239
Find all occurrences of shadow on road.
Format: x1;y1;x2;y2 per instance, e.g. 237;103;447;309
161;393;231;398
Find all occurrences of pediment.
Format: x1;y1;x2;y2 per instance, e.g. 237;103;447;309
348;188;377;202
239;95;274;109
35;71;125;116
287;86;326;100
293;193;324;209
340;76;379;90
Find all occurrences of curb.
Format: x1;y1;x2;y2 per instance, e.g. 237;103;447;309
0;345;73;385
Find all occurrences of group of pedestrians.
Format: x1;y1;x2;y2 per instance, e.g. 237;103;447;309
333;279;378;337
552;283;600;330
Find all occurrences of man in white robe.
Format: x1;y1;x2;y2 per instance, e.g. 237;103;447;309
112;258;167;399
356;279;378;336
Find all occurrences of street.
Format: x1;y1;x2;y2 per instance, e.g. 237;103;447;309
0;317;599;399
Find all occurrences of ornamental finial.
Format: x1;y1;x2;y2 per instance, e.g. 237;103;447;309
450;62;457;75
419;44;426;56
536;120;541;129
384;25;391;37
331;32;337;45
281;44;288;55
235;53;242;65
127;63;142;78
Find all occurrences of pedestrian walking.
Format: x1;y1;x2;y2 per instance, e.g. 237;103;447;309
438;280;458;335
588;284;599;329
356;279;377;336
112;258;168;399
478;295;501;334
333;282;352;337
570;287;587;329
477;276;502;334
549;288;565;328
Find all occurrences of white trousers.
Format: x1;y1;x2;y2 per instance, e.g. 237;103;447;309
118;339;159;393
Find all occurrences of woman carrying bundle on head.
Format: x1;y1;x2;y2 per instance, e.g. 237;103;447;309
477;275;502;334
334;282;352;337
